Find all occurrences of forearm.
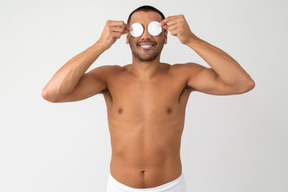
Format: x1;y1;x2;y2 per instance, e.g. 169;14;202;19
42;42;106;100
187;38;253;86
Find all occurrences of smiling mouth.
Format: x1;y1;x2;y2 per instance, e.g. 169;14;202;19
140;45;153;48
137;41;157;49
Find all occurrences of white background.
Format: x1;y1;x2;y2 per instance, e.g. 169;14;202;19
1;0;287;191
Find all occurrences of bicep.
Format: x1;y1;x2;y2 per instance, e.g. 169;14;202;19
187;65;238;95
58;67;107;102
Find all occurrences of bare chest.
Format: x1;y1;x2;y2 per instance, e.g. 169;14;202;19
103;74;191;120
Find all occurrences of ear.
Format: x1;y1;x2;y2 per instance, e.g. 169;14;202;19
126;33;129;44
164;30;168;44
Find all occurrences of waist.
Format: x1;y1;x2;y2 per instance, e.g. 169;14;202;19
107;172;187;191
109;155;182;188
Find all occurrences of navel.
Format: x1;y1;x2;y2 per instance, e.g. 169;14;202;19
118;108;123;114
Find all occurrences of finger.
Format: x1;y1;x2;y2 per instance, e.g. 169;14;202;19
169;29;179;36
108;20;126;27
111;26;126;34
166;22;179;31
124;24;132;34
168;26;178;32
109;23;130;35
110;32;122;40
161;19;179;31
109;21;129;29
162;21;177;30
160;15;179;26
168;25;180;34
166;20;179;28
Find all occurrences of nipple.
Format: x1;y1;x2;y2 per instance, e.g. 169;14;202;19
167;108;172;114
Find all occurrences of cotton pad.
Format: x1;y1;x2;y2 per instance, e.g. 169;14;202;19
148;21;162;36
130;23;144;37
130;21;163;37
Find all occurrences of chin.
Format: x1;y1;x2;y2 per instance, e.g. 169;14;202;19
137;55;159;62
132;51;160;62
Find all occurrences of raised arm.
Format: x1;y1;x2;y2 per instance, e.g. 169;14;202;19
42;20;130;102
161;15;255;95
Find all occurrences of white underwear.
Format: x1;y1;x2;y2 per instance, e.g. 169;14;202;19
107;173;187;192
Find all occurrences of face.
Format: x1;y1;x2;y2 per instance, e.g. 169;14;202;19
126;11;167;62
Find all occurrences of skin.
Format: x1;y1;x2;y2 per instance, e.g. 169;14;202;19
42;11;255;188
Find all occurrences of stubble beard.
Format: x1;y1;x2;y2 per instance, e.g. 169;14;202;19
129;39;163;62
132;49;160;62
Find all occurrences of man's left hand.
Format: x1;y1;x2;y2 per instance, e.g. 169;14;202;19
160;15;198;45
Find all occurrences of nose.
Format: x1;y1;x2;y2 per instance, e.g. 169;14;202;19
140;26;152;40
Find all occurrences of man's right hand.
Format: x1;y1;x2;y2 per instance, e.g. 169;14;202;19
97;20;130;50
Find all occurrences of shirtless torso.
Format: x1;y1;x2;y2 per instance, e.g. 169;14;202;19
42;7;254;190
103;63;192;188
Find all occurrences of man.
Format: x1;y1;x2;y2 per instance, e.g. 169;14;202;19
42;5;255;192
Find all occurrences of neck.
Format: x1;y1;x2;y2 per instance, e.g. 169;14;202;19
129;56;162;79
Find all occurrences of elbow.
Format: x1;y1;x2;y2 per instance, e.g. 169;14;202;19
248;78;256;90
244;77;256;92
238;77;256;94
41;88;60;103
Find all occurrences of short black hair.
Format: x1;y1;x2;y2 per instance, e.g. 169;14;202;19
127;5;165;24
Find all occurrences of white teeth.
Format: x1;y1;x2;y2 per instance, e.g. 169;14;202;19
140;45;152;48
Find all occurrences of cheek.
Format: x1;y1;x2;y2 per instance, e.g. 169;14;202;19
127;37;137;49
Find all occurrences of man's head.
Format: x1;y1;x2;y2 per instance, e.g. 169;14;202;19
126;5;167;62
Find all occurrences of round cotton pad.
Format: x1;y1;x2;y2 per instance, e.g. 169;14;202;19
148;21;162;36
130;23;144;37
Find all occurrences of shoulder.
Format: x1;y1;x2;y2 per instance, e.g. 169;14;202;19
169;63;206;75
89;65;125;77
91;64;123;72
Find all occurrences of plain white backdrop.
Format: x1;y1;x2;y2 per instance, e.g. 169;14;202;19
1;0;287;191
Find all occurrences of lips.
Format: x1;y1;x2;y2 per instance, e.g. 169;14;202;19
137;41;157;49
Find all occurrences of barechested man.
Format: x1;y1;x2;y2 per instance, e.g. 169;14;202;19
42;5;255;192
